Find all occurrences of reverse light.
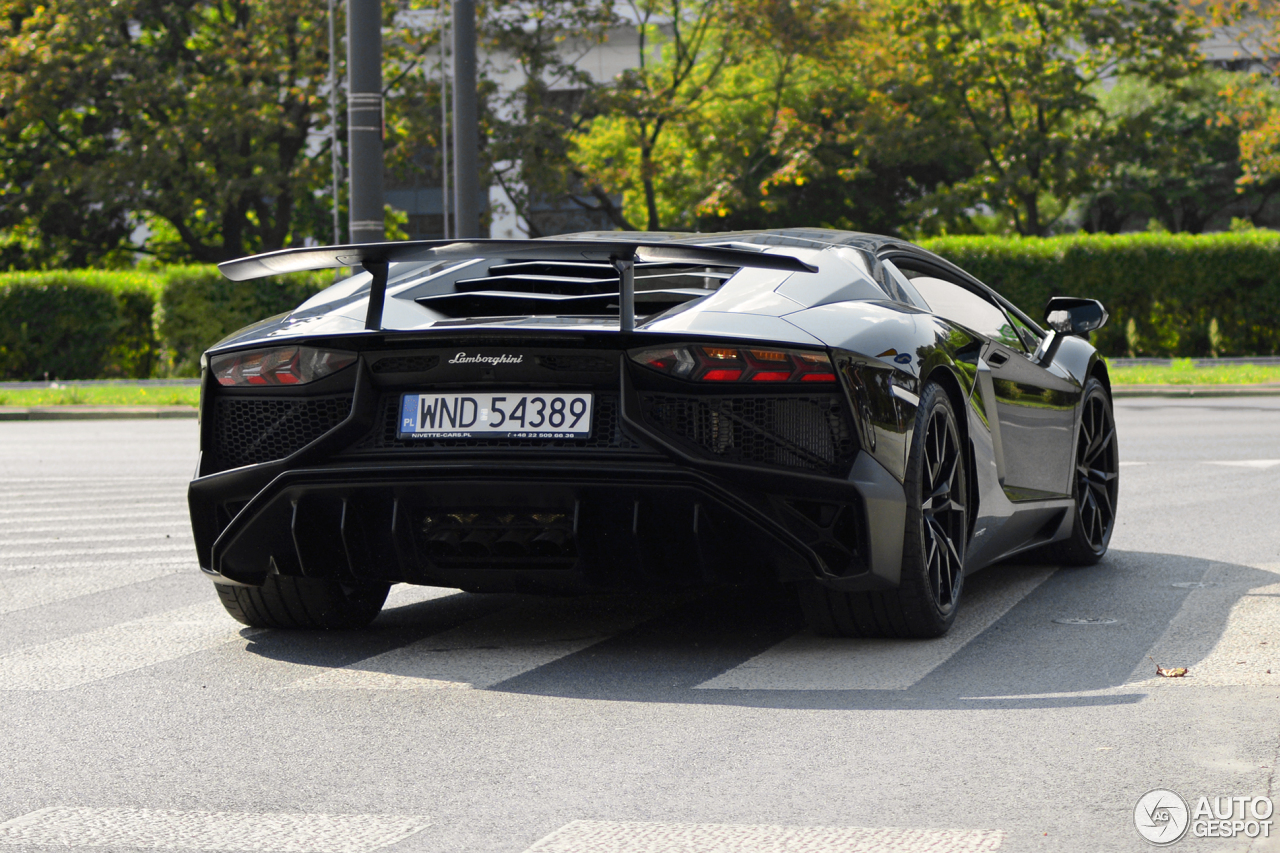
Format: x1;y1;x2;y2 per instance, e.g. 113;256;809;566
630;345;836;383
211;346;357;387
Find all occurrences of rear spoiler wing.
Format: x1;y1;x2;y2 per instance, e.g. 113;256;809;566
216;238;817;333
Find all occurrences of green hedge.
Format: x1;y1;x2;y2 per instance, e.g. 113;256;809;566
920;232;1280;357
4;232;1279;379
0;267;330;380
0;271;161;380
155;267;330;376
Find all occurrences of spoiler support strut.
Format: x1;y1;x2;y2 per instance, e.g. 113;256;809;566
613;258;635;333
362;258;389;330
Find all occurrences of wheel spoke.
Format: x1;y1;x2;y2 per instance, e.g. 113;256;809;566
1089;479;1114;525
925;514;964;607
926;529;940;595
1086;426;1115;465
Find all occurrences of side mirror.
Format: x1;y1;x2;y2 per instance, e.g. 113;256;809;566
1044;297;1108;336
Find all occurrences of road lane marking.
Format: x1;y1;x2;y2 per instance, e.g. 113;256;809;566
0;544;195;559
0;522;191;534
696;565;1054;691
0;563;189;615
382;584;465;609
0;477;183;483
0;557;193;574
0;533;194;546
1129;562;1280;687
0;602;250;691
0;502;181;517
284;595;676;691
522;820;1003;853
1204;459;1280;469
0;512;190;523
0;489;184;502
0;807;429;852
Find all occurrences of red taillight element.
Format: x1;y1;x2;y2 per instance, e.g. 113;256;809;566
630;345;837;384
211;346;357;387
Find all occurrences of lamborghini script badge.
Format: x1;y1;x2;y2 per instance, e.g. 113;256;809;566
448;352;524;365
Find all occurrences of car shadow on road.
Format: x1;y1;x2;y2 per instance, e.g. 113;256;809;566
237;549;1278;710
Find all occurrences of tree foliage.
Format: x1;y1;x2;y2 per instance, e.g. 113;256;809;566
0;0;340;264
481;0;618;235
893;0;1203;236
1077;71;1280;233
4;0;1280;268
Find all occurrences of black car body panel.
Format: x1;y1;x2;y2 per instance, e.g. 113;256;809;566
190;229;1107;603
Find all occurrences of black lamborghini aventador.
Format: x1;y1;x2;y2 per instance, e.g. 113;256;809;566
189;229;1118;638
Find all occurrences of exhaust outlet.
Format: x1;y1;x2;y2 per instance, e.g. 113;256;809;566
530;527;571;557
425;529;462;557
460;529;497;558
494;528;535;557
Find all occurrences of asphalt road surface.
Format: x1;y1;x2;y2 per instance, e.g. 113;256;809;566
0;397;1277;853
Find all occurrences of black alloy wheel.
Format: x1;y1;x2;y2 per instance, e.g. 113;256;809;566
797;380;968;638
1052;377;1119;565
918;398;967;615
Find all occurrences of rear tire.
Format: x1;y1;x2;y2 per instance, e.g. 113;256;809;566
798;380;968;638
215;575;390;630
1047;377;1119;566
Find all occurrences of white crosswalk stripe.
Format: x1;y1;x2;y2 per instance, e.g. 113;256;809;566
0;520;190;534
696;564;1054;691
0;562;189;615
0;807;429;852
0;544;195;559
1128;562;1280;687
0;490;184;503
0;512;190;525
1204;459;1280;469
0;533;194;545
0;502;180;516
0;602;251;691
0;473;186;481
284;595;681;691
521;821;1004;853
0;557;193;573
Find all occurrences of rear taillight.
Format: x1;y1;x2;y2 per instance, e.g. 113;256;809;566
210;346;357;387
630;345;837;383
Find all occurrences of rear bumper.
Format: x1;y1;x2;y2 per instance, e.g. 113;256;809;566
190;453;904;593
189;353;907;593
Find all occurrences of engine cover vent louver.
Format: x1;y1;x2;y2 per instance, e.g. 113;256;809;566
416;260;730;319
639;393;857;476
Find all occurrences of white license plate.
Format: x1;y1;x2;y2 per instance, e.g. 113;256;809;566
398;392;594;439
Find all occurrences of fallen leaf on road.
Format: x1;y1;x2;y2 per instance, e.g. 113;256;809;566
1150;656;1188;678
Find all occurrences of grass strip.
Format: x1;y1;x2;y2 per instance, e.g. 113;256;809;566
1107;359;1280;386
0;385;200;407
